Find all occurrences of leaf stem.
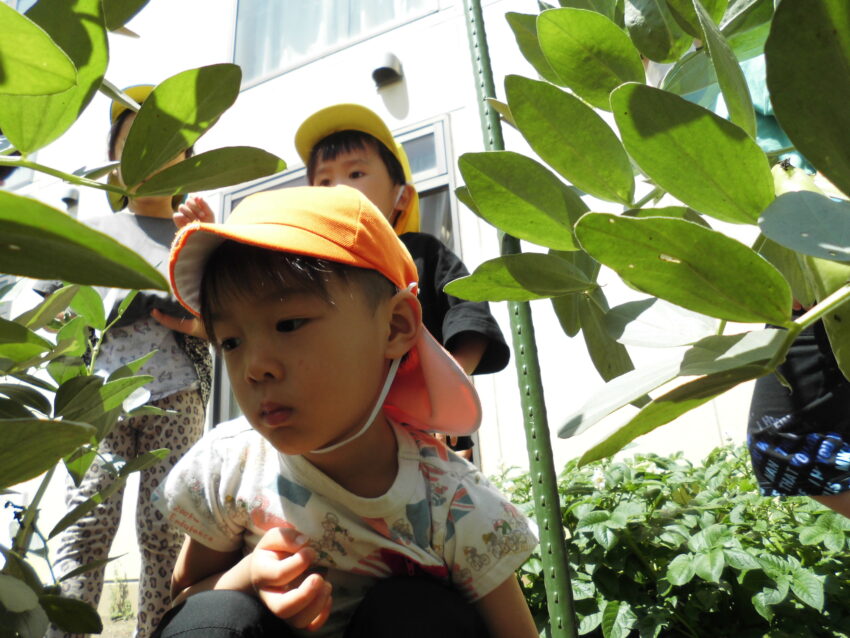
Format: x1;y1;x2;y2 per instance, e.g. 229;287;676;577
631;185;665;210
0;156;128;196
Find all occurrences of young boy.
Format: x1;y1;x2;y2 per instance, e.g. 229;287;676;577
171;104;509;459
152;186;538;638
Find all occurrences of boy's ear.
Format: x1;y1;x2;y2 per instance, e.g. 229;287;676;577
385;289;420;359
394;184;414;215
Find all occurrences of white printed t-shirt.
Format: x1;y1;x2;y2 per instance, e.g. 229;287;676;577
155;417;537;637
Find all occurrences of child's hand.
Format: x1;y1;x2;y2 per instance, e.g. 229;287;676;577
151;309;209;341
175;196;215;228
251;527;333;632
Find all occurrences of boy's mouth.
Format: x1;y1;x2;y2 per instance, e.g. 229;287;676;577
259;402;294;427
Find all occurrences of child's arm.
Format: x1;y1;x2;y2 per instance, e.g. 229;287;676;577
172;528;333;632
448;332;489;376
474;575;538;638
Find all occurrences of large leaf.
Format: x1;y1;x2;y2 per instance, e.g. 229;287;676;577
14;284;78;331
578;287;639;383
505;75;634;204
38;595;101;633
0;191;167;290
692;0;755;138
550;249;599;338
444;253;594;302
134;146;286;196
605;297;718;347
0;318;52;364
102;0;149;30
505;13;562;84
0;574;37;613
459;151;578;250
803;256;850;382
538;8;645;110
611;83;773;224
0;419;94;489
579;363;765;463
666;0;727;38
0;0;108;153
759;191;850;262
766;0;850;198
624;0;692;63
575;213;792;324
120;63;242;186
0;3;76;97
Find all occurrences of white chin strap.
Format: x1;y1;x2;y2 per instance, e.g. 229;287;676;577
310;357;402;455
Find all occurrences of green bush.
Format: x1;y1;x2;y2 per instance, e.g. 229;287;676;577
498;447;850;637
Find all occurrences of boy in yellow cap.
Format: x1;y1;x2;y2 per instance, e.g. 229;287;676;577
152;186;537;638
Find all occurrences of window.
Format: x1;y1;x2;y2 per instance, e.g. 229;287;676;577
234;0;438;85
212;119;457;425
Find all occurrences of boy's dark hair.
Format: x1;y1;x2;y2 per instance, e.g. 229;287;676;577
200;240;397;344
307;130;405;186
108;109;195;161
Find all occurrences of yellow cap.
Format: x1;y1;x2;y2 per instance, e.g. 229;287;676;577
294;104;420;235
109;85;154;123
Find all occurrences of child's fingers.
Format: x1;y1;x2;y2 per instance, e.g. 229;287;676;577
196;197;215;222
173;211;192;229
259;572;329;625
287;578;333;630
253;545;316;588
150;309;208;340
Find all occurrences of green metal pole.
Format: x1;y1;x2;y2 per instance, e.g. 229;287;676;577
462;2;577;637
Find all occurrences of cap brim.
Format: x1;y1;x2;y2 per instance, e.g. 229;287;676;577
384;329;481;436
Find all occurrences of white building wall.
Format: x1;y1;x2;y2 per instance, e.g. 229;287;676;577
5;0;754;583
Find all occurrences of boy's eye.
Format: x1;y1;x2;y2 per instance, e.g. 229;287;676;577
348;170;365;179
219;337;240;351
317;178;332;186
276;318;306;333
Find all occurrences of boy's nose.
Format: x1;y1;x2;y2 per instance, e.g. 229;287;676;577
245;347;284;384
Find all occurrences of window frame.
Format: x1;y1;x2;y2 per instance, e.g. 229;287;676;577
233;0;440;90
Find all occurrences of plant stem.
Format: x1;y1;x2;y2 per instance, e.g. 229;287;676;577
631;185;665;209
795;282;850;330
0;156;127;196
12;466;55;556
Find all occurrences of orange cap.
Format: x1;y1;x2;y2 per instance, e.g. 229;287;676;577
169;185;480;436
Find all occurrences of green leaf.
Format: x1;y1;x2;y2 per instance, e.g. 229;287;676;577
798;526;827;546
623;205;711;228
444;253;594;302
0;0;108;153
0;191;167;290
678;328;787;376
0;419;94;489
0;384;50;416
505;12;562;84
661;49;717;96
604;298;718;347
579;364;765;463
766;0;850;198
790;568;824;611
454;185;480;216
102;0;149;30
505;75;634;204
0;603;49;638
0;3;76;97
484;98;517;130
459;151;578;249
624;0;692;63
693;548;725;582
0;318;52;364
120;64;241;186
611;83;773;224
0;548;42;595
38;595;101;633
758;236;816;309
723;547;760;570
578;287;640;382
559;355;682;438
134;146;286;196
560;0;621;22
56;375;152;424
14;284;78;331
0;574;37;613
107;351;156;382
57;556;122;583
666;0;727;38
667;553;696;585
575;213;792;324
758;192;850;262
601;599;636;638
69;286;105;331
538;8;645;110
693;0;756;138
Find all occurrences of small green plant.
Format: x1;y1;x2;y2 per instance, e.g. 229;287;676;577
109;572;133;622
498;446;850;637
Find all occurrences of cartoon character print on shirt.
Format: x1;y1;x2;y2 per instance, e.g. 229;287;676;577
310;512;355;564
482;502;534;560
